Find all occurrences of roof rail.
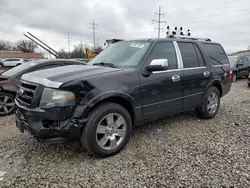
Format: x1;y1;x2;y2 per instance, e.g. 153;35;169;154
168;35;211;41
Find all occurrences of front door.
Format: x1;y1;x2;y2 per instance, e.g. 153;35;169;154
140;41;183;120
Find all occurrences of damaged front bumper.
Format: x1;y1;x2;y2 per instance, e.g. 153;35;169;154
15;100;87;143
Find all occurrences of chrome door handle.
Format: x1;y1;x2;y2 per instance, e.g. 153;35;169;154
172;75;180;82
204;71;210;77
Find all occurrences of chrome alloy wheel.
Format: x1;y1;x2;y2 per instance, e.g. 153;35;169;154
96;113;127;150
207;92;219;114
0;95;15;115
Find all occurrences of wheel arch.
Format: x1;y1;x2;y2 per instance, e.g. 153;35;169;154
206;80;222;97
80;92;136;125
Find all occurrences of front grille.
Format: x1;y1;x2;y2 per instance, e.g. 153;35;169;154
16;81;38;108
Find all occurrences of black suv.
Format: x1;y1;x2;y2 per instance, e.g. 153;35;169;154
15;37;232;157
228;55;250;82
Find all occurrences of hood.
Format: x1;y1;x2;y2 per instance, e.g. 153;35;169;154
21;65;122;88
0;74;9;82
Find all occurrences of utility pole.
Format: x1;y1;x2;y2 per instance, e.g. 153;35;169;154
90;20;98;48
152;6;166;38
68;32;70;58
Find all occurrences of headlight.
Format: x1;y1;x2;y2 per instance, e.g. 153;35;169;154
39;88;75;109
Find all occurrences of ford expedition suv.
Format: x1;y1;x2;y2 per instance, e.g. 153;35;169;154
15;36;232;157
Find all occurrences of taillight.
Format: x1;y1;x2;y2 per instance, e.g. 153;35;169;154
228;68;233;80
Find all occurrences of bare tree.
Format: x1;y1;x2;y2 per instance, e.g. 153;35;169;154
57;49;70;58
16;40;38;53
0;40;12;51
71;43;86;58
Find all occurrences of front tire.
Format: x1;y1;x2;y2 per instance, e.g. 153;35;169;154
81;102;132;158
0;92;16;116
196;86;220;119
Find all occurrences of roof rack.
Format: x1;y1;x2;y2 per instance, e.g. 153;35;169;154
168;35;211;41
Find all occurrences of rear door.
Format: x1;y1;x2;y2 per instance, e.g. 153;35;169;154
177;42;210;109
236;58;245;77
242;57;250;76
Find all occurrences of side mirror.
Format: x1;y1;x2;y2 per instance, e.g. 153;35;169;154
237;62;243;66
146;59;168;72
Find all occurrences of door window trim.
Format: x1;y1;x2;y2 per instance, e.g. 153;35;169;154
152;41;206;74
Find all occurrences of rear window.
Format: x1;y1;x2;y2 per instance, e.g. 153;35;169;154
201;43;229;66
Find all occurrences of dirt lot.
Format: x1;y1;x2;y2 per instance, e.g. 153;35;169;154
0;80;250;187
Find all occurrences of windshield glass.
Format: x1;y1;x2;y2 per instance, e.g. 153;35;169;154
228;57;237;66
2;62;38;77
88;41;151;67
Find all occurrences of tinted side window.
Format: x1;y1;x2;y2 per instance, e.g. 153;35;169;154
178;42;199;68
149;42;178;69
201;43;229;66
243;57;250;66
193;44;205;66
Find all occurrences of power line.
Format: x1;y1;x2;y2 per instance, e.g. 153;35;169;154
90;20;98;48
152;6;166;38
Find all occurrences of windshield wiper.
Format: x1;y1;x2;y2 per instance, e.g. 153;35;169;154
92;62;117;68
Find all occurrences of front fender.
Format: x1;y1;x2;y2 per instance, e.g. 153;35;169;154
73;91;135;118
88;91;135;108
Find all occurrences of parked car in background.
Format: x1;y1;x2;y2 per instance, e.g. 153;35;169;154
0;59;85;116
0;58;30;68
16;37;232;157
228;56;250;82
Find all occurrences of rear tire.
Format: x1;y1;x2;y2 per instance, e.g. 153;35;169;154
0;92;16;116
16;63;21;66
196;86;220;119
232;73;237;82
81;102;132;158
248;83;250;87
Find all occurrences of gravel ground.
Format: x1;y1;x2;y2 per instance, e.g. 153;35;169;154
0;80;250;187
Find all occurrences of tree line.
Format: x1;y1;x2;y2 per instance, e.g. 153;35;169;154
0;39;38;53
0;39;103;58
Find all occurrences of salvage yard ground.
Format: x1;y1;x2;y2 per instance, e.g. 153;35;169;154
0;80;250;187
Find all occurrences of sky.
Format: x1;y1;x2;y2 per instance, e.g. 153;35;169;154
0;0;250;54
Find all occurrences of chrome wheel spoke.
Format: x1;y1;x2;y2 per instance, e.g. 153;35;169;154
110;138;117;149
106;114;114;125
5;102;15;107
115;129;126;137
115;116;124;128
4;96;9;103
96;124;107;134
99;135;109;147
3;106;8;113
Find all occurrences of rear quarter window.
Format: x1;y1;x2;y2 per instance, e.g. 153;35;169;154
200;43;229;66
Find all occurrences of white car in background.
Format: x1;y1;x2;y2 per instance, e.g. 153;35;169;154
0;58;29;68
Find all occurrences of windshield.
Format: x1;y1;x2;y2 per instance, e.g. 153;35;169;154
88;41;151;67
2;62;38;77
228;57;237;66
